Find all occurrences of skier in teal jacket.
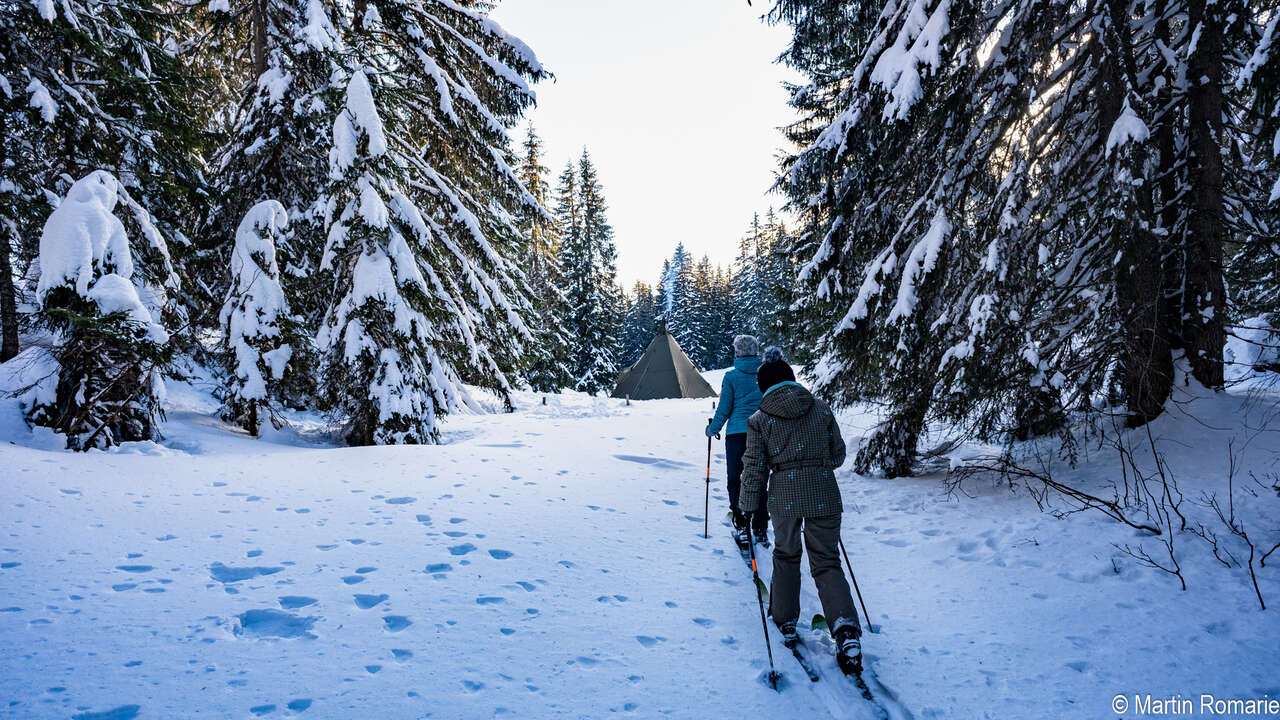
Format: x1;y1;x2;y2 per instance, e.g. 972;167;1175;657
706;334;769;545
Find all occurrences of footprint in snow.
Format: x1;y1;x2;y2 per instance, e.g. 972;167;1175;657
392;649;413;662
383;615;412;632
235;609;317;639
210;563;283;583
354;594;388;609
342;575;365;585
249;704;275;716
426;563;452;574
476;596;505;605
613;455;693;469
488;549;513;560
279;596;317;610
385;497;416;505
449;543;477;556
71;705;141;720
635;636;666;647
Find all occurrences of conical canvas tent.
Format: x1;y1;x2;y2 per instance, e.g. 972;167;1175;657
611;330;717;400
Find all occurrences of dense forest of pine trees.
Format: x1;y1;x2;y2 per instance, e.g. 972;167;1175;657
3;0;1275;463
769;0;1280;476
0;0;568;448
620;212;798;371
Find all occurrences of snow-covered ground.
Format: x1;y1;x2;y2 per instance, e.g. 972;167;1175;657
1;368;1278;719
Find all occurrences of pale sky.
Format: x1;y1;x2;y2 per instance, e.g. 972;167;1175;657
489;0;801;289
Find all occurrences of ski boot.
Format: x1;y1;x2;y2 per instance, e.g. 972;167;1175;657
754;530;770;548
778;621;798;649
732;525;750;550
834;624;862;675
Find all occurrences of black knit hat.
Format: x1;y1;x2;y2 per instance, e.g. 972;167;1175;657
757;346;796;393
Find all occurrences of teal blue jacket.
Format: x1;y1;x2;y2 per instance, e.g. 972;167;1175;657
707;356;763;436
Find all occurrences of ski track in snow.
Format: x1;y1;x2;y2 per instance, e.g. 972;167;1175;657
0;372;1278;718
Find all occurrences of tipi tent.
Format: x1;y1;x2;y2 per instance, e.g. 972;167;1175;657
611;329;717;400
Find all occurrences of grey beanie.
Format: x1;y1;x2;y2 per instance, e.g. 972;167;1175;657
733;334;761;358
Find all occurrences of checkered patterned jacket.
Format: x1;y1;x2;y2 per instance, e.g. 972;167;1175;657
738;382;846;519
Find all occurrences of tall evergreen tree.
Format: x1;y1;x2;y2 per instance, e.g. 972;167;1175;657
312;0;547;444
516;123;573;391
731;214;767;340
663;243;696;351
556;149;622;393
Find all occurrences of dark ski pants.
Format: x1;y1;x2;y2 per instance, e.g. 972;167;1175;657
725;433;768;534
769;514;859;636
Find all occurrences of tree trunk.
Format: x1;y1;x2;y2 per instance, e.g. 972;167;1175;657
1182;0;1226;388
353;0;367;32
1102;0;1173;426
246;400;260;437
252;0;268;77
1153;7;1184;350
0;240;19;363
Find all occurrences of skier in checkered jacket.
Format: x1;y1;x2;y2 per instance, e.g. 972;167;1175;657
739;346;863;673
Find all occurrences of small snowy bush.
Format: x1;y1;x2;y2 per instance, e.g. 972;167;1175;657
220;200;298;436
29;171;172;449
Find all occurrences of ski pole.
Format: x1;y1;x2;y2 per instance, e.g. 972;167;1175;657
838;537;875;634
747;515;781;690
704;418;714;540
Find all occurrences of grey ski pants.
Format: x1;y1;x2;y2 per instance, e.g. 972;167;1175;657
769;514;859;635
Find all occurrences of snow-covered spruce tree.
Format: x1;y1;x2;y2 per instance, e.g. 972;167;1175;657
0;0;204;337
772;0;1280;476
556;150;622;394
202;0;343;336
365;2;546;404
731;214;766;341
686;252;716;363
29;172;173;450
707;262;735;368
757;209;798;352
314;0;546;443
317;70;458;445
662;243;696;350
516;124;573;391
220;200;304;436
